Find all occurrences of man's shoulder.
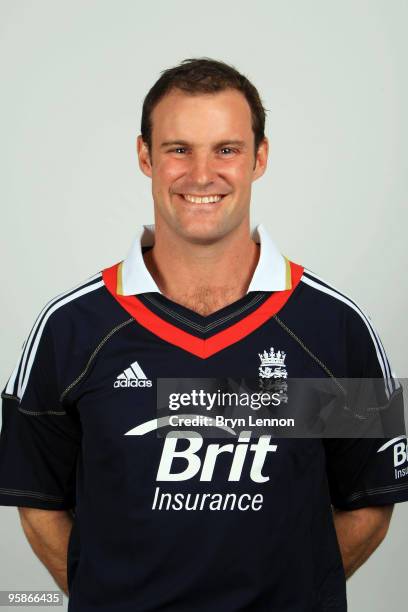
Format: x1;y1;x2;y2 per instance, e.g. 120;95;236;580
29;267;129;350
286;263;386;361
286;264;394;380
4;267;131;403
44;270;106;320
294;265;375;330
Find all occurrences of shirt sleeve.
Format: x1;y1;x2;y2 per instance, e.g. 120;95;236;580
323;302;408;511
0;312;81;510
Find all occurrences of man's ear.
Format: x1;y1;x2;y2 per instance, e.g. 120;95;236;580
137;135;153;178
253;137;269;180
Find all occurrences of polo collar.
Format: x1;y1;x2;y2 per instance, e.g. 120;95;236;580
118;223;291;296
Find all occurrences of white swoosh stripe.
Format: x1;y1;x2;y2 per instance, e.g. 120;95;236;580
377;436;406;453
124;415;236;436
17;280;104;400
303;269;398;394
5;358;20;396
301;273;392;399
7;273;102;397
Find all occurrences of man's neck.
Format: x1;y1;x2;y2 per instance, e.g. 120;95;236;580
143;223;260;316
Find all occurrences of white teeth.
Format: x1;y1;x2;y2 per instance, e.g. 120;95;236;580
182;194;223;204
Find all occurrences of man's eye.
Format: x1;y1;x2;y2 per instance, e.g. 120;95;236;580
169;147;236;155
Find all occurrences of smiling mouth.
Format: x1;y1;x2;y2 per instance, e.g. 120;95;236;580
177;194;226;204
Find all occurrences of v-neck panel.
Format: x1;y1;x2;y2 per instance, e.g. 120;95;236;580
102;260;305;359
139;291;269;334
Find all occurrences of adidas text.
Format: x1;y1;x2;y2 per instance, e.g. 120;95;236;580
114;379;152;389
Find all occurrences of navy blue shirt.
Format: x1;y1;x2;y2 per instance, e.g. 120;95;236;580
1;248;407;612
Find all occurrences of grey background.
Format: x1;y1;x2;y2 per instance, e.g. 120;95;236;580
0;0;406;609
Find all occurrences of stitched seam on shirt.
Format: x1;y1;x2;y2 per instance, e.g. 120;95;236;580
346;481;408;502
0;487;64;502
142;293;264;331
143;300;207;331
273;314;347;395
1;393;19;402
60;317;134;403
142;293;266;332
18;408;67;416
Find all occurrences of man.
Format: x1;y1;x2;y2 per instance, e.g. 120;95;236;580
0;57;407;611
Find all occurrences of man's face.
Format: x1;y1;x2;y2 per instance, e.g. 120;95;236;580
137;88;268;244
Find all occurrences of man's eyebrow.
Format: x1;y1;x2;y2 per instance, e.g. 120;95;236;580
160;140;247;149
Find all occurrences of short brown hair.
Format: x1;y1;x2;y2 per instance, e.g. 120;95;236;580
141;57;268;160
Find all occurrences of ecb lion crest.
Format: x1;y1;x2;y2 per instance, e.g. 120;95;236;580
258;347;288;379
257;347;288;401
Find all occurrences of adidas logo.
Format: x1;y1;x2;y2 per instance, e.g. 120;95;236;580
114;361;152;388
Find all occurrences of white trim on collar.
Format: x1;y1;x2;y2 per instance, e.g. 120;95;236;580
120;223;290;296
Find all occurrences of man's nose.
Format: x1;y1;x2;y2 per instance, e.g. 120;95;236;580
187;152;217;188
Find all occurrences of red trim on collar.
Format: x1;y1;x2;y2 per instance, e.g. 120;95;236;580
102;261;304;359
